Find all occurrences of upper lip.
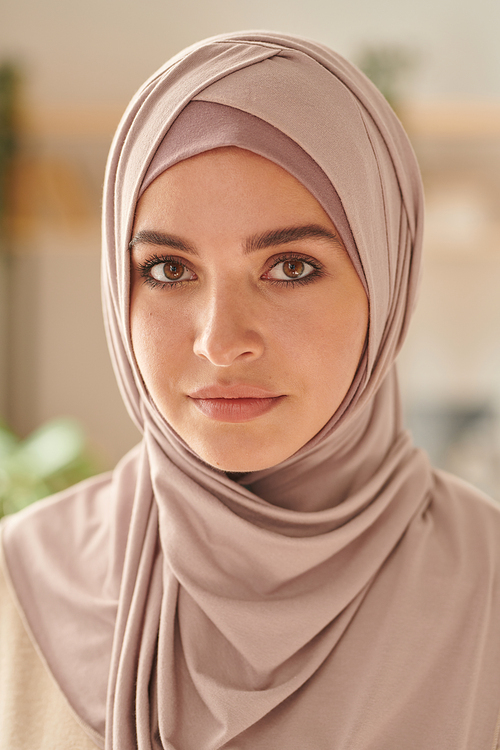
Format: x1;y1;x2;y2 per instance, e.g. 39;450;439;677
188;384;282;399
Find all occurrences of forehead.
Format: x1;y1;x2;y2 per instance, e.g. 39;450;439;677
134;147;336;235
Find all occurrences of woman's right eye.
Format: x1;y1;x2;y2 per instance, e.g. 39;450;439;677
149;260;195;284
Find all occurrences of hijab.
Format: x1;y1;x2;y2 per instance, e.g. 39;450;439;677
3;30;500;750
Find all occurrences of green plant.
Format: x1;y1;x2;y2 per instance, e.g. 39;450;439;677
0;418;100;518
356;44;418;113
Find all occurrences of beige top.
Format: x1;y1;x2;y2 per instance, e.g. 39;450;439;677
0;547;98;750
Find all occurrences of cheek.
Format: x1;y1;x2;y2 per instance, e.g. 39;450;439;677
279;293;368;387
129;294;188;392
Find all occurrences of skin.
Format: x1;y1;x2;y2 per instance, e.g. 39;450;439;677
129;147;369;473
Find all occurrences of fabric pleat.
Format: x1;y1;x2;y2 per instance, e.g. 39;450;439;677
3;30;500;750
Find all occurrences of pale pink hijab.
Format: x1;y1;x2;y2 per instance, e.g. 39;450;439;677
3;30;500;750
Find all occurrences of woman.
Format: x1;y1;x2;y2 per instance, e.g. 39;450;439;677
2;30;500;750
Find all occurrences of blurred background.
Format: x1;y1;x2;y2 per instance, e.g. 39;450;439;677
1;0;499;513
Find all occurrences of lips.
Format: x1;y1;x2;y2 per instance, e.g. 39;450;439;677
189;384;280;399
188;384;284;423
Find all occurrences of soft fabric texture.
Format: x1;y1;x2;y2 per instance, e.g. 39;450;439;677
137;100;365;292
3;30;500;750
0;546;99;749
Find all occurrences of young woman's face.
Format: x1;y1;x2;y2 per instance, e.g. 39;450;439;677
130;147;368;472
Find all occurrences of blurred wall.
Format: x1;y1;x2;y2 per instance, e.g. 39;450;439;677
1;0;500;479
2;0;500;106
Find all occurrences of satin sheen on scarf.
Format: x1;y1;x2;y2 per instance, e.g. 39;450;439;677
3;31;500;750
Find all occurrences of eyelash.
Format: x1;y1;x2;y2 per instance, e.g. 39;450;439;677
265;253;324;287
137;253;193;289
137;252;325;289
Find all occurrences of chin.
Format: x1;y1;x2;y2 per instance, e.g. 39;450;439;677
188;434;290;474
199;449;282;474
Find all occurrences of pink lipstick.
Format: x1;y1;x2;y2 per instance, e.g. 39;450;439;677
188;385;284;423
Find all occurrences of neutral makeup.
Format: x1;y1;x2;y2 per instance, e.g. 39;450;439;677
130;147;369;472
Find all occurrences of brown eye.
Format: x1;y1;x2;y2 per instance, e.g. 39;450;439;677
150;260;192;283
282;260;305;278
163;262;184;280
266;258;316;282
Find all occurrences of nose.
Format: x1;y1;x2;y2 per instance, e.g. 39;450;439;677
193;284;265;367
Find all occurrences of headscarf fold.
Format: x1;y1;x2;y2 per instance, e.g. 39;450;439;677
4;30;500;750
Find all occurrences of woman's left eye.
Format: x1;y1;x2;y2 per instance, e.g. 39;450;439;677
265;258;317;282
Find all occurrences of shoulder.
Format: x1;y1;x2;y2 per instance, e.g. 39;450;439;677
430;468;500;529
2;441;142;544
419;468;500;576
3;469;114;538
0;543;101;749
0;470;114;598
0;446;143;745
1;443;142;591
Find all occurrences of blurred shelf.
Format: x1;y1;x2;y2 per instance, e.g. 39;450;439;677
402;100;500;138
15;99;500;139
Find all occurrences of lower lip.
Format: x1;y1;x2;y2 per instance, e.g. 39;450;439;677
189;396;284;423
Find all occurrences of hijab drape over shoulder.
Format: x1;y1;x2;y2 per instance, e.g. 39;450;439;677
3;31;500;750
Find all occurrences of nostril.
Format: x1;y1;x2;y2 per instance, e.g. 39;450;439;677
193;320;264;367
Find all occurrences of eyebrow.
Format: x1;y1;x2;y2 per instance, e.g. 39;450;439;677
129;224;344;256
129;230;197;254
